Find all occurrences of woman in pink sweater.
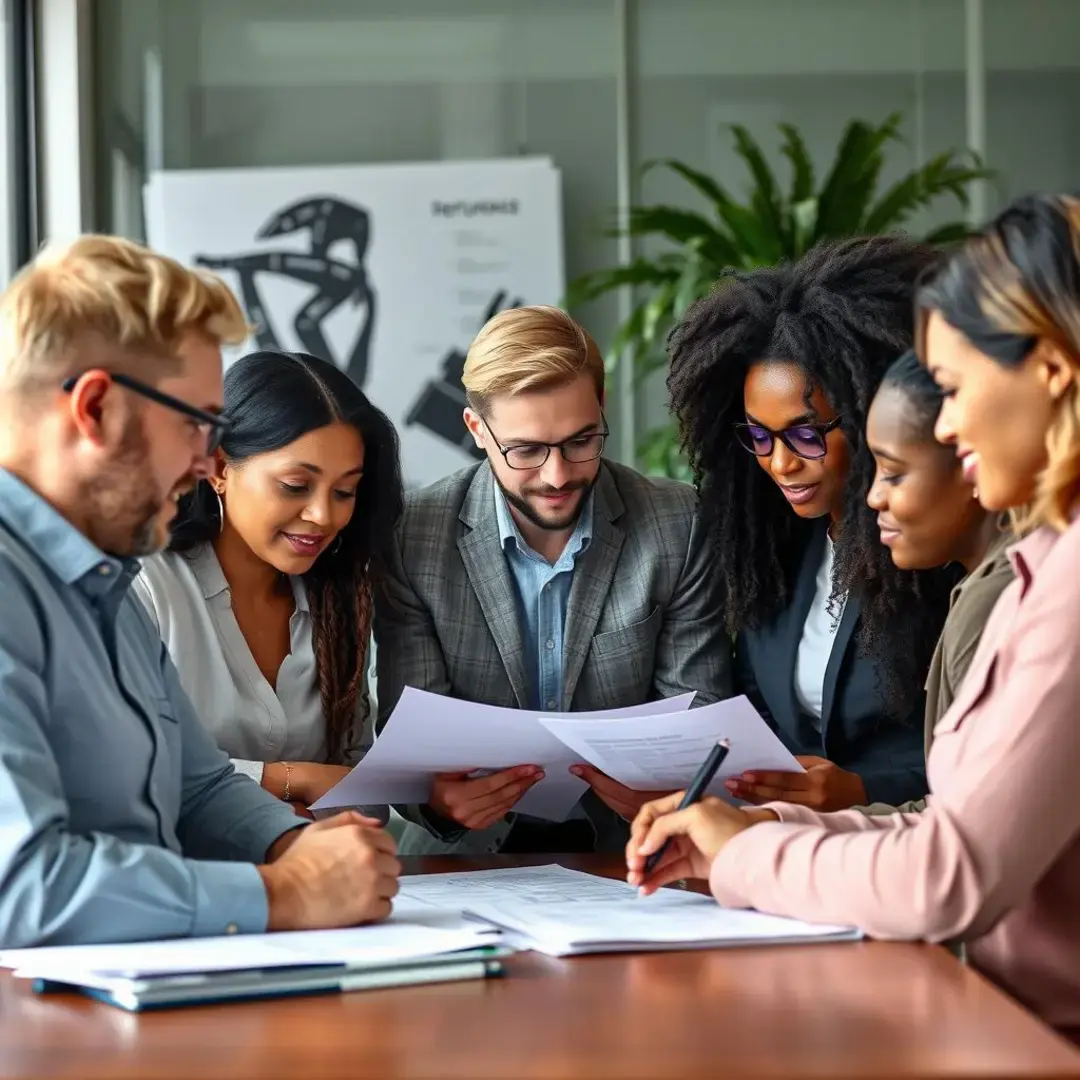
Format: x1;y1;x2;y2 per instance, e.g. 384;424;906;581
628;192;1080;1042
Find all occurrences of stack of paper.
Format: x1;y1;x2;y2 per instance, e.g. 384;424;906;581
0;900;506;1011
398;865;862;957
313;690;803;820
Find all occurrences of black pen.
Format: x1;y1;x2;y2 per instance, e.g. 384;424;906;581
643;739;731;876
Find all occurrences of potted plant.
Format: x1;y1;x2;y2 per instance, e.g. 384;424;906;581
566;113;994;479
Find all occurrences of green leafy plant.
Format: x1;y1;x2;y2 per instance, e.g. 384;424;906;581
566;113;994;478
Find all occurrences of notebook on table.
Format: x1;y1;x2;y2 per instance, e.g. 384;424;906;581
26;947;508;1012
1;904;509;1012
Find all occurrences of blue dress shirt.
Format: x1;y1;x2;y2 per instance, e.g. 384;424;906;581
493;481;593;712
0;469;304;947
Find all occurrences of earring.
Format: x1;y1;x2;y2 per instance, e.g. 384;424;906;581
214;489;225;535
330;536;343;556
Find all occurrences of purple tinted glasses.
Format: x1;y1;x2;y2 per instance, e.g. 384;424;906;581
734;417;842;460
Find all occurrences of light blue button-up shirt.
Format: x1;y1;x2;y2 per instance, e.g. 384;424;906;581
493;482;593;712
0;469;304;947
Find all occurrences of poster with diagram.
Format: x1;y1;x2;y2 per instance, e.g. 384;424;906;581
144;157;564;487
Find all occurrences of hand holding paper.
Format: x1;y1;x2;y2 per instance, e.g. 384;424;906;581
430;766;545;830
311;690;804;825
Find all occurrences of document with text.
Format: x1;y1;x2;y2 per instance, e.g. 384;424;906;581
398;865;861;956
311;689;699;819
536;696;803;796
312;690;801;819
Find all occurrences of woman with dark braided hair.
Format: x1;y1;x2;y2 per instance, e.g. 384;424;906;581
132;351;403;817
667;236;955;812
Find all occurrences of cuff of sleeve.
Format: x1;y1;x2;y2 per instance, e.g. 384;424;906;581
189;861;271;937
766;801;824;825
418;804;468;842
231;758;266;785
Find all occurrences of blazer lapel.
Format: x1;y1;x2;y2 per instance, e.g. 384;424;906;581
457;468;530;708
782;524;830;750
819;589;859;737
562;468;625;708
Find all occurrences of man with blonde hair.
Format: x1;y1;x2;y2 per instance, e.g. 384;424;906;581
376;305;731;855
0;236;399;947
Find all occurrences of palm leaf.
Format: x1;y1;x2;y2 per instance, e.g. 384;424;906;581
615;205;742;266
564;259;679;306
606;300;648;373
644;158;736;215
641;278;678;346
790;197;819;258
672;256;712;320
713;198;784;266
730;124;786;257
815;113;904;236
863;153;992;234
779;123;815;204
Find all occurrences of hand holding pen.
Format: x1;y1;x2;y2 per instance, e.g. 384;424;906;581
625;740;778;895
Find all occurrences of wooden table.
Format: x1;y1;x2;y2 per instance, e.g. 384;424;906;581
2;854;1079;1080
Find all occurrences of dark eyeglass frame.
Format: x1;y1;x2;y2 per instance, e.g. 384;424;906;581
482;413;610;471
61;372;232;455
733;416;843;461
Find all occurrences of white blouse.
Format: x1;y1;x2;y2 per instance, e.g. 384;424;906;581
131;544;373;783
793;534;848;729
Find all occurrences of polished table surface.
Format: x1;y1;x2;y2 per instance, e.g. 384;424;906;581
3;854;1080;1080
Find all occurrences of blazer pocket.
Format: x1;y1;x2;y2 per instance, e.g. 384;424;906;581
590;605;662;659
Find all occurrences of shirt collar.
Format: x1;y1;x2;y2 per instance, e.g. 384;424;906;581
492;477;594;560
185;541;310;613
0;468;135;596
1008;523;1069;594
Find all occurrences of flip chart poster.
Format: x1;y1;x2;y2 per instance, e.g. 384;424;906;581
145;158;564;486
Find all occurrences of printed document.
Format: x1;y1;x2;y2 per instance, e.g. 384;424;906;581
398;865;861;956
313;690;801;820
311;689;698;819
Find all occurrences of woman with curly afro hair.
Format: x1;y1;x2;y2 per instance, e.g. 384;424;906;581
667;235;958;812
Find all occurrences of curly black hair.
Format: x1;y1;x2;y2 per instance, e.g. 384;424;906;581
667;235;958;718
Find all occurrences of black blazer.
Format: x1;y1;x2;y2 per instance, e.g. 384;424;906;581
735;523;928;806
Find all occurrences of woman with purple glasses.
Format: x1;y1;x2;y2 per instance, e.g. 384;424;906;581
667;236;958;812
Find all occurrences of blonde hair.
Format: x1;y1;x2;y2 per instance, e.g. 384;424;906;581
0;234;249;391
461;305;604;413
916;194;1080;534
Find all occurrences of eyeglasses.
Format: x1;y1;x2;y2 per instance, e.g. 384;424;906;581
62;372;232;455
734;417;842;461
483;414;609;471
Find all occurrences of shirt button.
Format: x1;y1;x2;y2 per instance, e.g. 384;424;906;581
545;639;555;650
225;923;239;935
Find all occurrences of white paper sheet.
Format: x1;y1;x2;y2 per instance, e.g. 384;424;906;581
311;689;697;820
536;694;803;794
1;900;498;980
398;865;860;956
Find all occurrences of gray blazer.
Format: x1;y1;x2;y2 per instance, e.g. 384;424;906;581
374;459;732;855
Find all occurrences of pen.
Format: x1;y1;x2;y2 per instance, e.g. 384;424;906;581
643;739;731;876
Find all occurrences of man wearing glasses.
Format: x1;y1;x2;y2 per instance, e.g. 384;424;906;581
375;305;731;855
0;237;398;946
